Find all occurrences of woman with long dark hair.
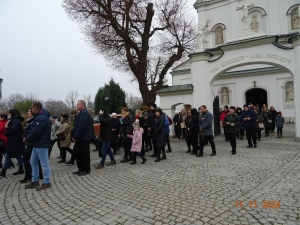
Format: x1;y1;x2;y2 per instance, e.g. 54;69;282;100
0;109;24;177
19;108;43;183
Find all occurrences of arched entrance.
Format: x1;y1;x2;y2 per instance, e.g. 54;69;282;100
245;88;268;107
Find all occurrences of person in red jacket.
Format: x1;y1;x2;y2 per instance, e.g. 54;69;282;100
220;105;229;142
0;114;9;168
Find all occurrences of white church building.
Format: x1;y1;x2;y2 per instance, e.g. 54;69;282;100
157;0;300;141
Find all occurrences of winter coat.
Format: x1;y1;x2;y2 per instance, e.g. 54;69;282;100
147;110;156;131
72;108;94;141
223;114;240;133
173;114;182;137
119;114;134;143
55;119;71;148
275;116;285;128
256;113;264;130
5;116;25;155
164;115;170;134
142;118;150;137
154;115;166;148
184;116;192;144
270;109;278;121
0;119;8;147
129;128;144;153
190;109;199;133
262;111;273;128
24;117;34;138
240;109;258;129
25;109;52;148
181;115;186;129
99;113;112;142
220;110;229;127
199;111;214;136
111;118;121;144
51;121;61;140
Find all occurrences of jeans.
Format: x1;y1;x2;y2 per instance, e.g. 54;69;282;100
100;141;115;164
4;153;23;169
30;147;51;184
24;145;42;177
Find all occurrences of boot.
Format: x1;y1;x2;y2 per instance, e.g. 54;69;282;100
161;148;166;160
13;166;24;175
0;168;7;177
19;175;31;183
186;146;191;153
120;157;129;163
130;154;136;165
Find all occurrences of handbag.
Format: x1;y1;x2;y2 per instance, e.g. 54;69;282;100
56;134;66;141
258;122;264;130
268;119;273;124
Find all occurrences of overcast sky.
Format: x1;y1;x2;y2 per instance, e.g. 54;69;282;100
0;0;197;103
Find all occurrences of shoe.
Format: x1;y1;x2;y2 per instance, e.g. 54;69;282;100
106;161;116;166
19;176;31;183
58;159;66;163
57;156;62;159
155;157;160;162
232;152;236;155
78;171;89;176
191;152;196;155
265;135;268;137
246;145;253;148
186;150;191;153
9;163;15;169
166;150;172;153
113;150;117;155
25;181;39;189
66;161;74;165
210;153;216;156
36;183;51;191
120;158;129;163
130;162;136;165
94;163;104;169
149;154;156;157
0;168;7;177
141;158;147;164
72;170;82;175
92;149;98;151
13;166;24;175
161;155;166;160
254;144;257;148
196;154;203;157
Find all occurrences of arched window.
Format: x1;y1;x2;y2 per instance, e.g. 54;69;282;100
248;7;267;33
287;5;300;32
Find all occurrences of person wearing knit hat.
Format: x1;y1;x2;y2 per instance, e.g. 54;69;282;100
127;119;147;164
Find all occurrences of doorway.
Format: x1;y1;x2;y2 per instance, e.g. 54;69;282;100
245;88;268;108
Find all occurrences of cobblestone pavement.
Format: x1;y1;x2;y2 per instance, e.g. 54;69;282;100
0;124;299;225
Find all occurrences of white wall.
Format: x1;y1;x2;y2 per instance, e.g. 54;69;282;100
172;73;192;85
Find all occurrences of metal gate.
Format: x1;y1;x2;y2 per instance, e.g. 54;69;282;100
213;95;221;136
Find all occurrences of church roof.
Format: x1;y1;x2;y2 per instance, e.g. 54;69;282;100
156;84;194;94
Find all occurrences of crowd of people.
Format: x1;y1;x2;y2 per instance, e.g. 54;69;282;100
0;100;285;191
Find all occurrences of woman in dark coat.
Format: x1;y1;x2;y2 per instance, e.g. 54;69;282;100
19;108;43;183
111;113;121;155
269;106;277;133
189;108;199;155
0;109;24;177
153;108;166;162
184;110;192;153
173;112;182;142
262;107;272;137
119;107;134;163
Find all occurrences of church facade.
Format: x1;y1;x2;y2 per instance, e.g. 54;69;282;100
157;0;300;141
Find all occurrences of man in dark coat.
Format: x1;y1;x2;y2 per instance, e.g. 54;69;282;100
148;104;157;157
197;105;216;157
223;106;240;155
240;104;258;148
269;106;277;133
153;108;166;162
95;110;116;169
25;102;52;191
72;100;93;176
189;108;199;155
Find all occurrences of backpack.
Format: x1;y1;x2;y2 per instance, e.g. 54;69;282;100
168;116;173;126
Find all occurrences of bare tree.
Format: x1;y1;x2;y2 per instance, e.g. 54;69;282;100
126;93;143;111
83;94;93;108
65;91;79;109
62;0;204;105
44;99;70;116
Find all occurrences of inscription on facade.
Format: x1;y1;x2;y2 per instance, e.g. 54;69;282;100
209;53;292;75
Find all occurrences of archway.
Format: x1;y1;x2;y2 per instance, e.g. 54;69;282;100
245;88;268;108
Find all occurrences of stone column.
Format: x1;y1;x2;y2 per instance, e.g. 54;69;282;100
292;35;300;142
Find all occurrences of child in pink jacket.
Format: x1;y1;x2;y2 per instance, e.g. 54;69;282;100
128;120;147;164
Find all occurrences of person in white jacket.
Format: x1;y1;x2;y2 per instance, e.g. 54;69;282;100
48;115;61;158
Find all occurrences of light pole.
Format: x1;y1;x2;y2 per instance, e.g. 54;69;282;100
0;78;3;113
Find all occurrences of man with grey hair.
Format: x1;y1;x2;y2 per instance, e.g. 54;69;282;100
71;100;93;176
